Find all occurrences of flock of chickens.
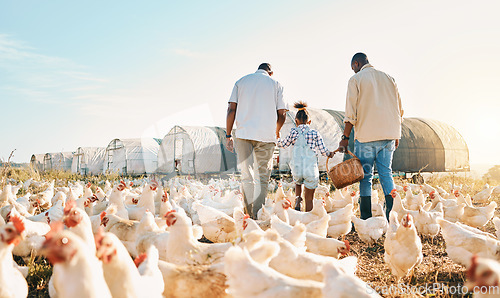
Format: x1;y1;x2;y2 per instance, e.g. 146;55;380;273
1;176;500;297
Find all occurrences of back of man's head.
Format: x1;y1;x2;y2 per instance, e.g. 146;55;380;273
258;63;272;72
351;53;369;66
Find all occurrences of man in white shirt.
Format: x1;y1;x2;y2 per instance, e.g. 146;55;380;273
226;63;288;218
338;53;404;220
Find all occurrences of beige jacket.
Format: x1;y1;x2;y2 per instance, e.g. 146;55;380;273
344;64;404;142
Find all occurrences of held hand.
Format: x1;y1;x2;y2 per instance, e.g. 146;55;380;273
395;139;399;149
276;130;281;139
226;138;234;153
338;139;349;153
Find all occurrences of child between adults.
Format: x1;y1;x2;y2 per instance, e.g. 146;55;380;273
277;102;335;212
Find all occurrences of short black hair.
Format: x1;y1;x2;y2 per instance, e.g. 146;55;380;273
258;63;272;72
351;53;369;65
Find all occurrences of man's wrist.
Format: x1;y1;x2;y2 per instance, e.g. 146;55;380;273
341;134;350;140
226;134;232;138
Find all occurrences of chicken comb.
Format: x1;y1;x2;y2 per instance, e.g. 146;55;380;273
94;227;105;247
134;253;147;268
467;255;478;280
45;221;64;240
403;185;409;191
429;190;435;195
343;239;351;252
243;214;250;220
100;212;107;222
10;215;25;235
64;199;76;215
164;210;176;218
86;182;92;188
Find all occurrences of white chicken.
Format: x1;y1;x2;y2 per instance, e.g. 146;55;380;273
351;216;388;245
473;184;495;204
100;212;141;256
164;210;232;265
224;246;323;298
62;199;96;254
136;245;165;298
134;211;168;260
268;230;358;282
429;191;457;209
126;182;158;220
465;255;500;298
192;201;237;243
408;203;444;238
384;211;423;281
438;218;500;266
41;222;112;298
283;198;326;226
95;229;163;298
326;203;353;239
0;215;28;298
460;201;497;228
404;188;426;211
270;215;350;258
443;203;466;223
322;262;381;298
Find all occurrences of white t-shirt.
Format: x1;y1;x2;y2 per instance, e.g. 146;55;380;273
229;69;288;143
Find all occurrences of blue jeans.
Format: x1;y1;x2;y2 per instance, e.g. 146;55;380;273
354;140;396;197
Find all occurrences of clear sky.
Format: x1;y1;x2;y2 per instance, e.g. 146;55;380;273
1;0;499;166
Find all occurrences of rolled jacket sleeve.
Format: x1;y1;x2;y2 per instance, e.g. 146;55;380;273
228;83;238;103
344;77;358;125
396;83;404;122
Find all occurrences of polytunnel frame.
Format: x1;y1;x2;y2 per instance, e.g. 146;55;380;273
106;139;127;175
73;148;84;175
72;147;106;176
43;152;73;172
171;126;197;175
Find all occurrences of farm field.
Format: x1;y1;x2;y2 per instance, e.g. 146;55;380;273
1;167;500;298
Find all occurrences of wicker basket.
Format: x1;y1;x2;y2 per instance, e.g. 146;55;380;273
326;150;364;189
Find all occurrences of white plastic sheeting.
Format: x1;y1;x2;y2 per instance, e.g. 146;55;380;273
278;107;344;172
43;152;74;172
30;154;45;171
71;147;106;175
103;138;159;175
157;126;237;175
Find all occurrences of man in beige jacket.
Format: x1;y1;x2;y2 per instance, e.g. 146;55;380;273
338;53;404;220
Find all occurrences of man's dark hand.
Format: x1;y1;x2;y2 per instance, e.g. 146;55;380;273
395;139;399;149
338;139;349;153
226;138;234;152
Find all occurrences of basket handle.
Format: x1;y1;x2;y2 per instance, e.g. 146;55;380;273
326;149;357;172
